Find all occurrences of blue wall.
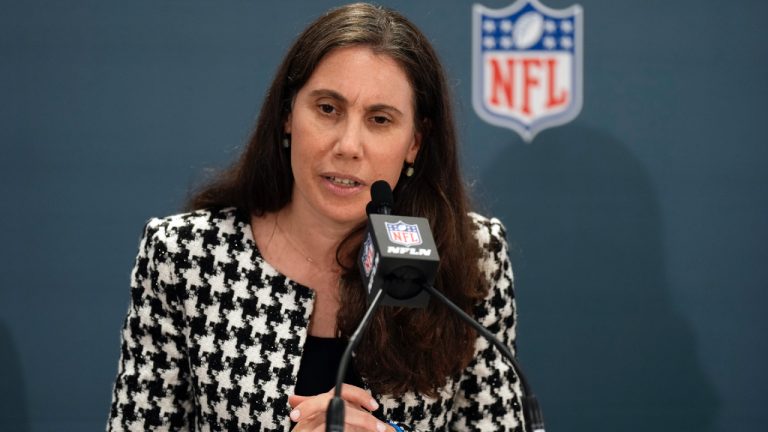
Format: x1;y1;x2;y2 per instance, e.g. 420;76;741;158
1;1;765;430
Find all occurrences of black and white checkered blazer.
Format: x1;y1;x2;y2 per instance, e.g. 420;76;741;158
108;207;524;431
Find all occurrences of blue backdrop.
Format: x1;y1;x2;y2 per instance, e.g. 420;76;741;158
2;0;766;431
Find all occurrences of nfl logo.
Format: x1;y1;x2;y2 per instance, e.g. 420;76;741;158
472;0;583;142
385;221;423;247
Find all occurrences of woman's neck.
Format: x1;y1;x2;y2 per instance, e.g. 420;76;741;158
274;204;357;269
251;202;365;288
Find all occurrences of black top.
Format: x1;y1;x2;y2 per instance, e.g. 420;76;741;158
293;335;364;396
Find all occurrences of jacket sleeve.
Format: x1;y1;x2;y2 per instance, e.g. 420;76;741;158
448;217;526;431
107;219;195;431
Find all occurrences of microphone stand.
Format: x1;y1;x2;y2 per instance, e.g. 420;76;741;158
326;289;386;432
422;284;545;432
325;282;545;432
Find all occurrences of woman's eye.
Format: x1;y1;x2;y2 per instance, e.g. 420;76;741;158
372;115;391;125
319;104;336;114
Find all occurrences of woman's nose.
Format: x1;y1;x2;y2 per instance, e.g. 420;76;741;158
332;118;364;159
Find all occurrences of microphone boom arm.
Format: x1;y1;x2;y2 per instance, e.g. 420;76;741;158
326;288;386;432
422;284;545;432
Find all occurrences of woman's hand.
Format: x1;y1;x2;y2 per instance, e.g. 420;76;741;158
288;384;392;432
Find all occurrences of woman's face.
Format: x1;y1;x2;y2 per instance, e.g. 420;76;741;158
285;45;421;227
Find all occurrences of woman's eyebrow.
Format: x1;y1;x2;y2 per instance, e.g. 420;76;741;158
308;88;404;116
368;104;403;116
308;88;347;102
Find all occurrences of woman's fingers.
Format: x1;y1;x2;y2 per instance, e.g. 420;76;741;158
337;403;389;432
289;391;331;423
289;384;387;431
290;384;378;420
288;394;309;408
337;384;380;411
292;400;389;432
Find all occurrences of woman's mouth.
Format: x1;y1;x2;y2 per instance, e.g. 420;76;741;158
324;175;362;187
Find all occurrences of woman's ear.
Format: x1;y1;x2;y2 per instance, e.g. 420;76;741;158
284;113;292;134
407;118;430;163
406;131;421;163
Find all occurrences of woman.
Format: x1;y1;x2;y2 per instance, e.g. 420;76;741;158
108;3;523;431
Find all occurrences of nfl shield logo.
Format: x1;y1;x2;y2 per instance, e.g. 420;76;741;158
472;0;583;142
385;221;423;247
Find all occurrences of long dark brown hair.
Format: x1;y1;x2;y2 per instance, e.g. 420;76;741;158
187;3;487;397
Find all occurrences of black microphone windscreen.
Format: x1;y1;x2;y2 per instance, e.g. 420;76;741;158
370;180;393;208
366;201;377;216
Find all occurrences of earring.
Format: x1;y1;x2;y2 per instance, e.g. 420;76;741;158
282;136;290;148
405;164;415;177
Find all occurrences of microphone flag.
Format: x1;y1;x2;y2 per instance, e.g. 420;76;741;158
358;214;439;308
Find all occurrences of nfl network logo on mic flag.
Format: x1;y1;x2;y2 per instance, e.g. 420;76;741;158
385;221;423;247
473;0;583;142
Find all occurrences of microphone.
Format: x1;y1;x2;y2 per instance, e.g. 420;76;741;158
327;180;545;432
367;180;393;215
358;180;437;308
327;180;432;431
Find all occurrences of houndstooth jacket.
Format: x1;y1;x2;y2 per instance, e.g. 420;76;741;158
107;207;524;431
